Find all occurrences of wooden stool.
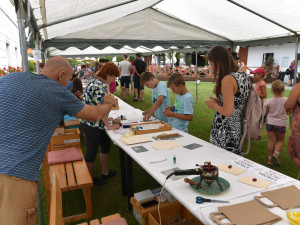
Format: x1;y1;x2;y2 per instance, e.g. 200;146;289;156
43;145;93;223
101;213;121;223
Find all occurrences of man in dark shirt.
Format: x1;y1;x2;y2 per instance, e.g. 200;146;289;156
133;53;147;102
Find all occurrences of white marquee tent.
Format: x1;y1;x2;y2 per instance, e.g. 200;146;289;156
16;0;300;81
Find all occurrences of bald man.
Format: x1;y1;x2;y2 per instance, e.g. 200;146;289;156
0;56;114;225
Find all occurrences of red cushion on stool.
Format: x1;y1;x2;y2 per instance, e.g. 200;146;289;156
101;218;127;225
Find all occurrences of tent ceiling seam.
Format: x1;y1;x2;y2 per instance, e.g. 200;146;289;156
39;0;47;39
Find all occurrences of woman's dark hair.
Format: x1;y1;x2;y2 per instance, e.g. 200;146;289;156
207;46;239;98
70;78;83;94
96;62;120;80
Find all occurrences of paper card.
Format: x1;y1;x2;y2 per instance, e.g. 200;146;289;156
239;176;272;189
161;167;187;181
151;141;180;150
218;164;245;176
253;168;294;184
119;135;152;145
183;143;203;150
132;146;148;153
230;158;259;170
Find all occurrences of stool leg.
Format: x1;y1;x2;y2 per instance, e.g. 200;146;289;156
83;187;92;218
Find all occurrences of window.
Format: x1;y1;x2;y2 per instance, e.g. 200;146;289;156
6;43;11;66
262;53;274;65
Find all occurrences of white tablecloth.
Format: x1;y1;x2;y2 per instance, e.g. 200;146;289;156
106;97;300;225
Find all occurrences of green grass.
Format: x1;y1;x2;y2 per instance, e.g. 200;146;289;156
39;81;298;225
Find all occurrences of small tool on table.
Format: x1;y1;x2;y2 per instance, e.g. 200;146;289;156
196;196;229;204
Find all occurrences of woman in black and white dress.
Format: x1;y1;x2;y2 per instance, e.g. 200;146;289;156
205;46;251;155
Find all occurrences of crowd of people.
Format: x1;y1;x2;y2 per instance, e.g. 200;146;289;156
0;47;300;224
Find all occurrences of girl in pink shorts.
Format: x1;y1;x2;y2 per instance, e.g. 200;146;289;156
264;80;287;166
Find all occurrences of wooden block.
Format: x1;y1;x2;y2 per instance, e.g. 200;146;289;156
77;223;88;225
101;213;121;223
156;133;179;139
49;164;68;192
89;219;101;225
65;162;77;190
73;150;93;188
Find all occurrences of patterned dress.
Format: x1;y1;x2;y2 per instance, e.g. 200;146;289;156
288;101;300;159
210;72;250;155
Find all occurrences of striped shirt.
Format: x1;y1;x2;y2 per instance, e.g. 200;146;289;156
0;72;84;181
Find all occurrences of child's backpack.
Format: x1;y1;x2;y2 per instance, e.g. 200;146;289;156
239;86;267;154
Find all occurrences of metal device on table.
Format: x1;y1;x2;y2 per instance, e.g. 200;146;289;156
172;162;224;191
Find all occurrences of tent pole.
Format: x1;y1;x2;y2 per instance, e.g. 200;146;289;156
195;49;198;103
16;0;29;72
35;33;40;74
171;49;174;73
294;36;299;86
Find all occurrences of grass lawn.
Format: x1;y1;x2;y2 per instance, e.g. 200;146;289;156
39;81;298;225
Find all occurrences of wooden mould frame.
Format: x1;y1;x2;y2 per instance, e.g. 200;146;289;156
130;121;171;135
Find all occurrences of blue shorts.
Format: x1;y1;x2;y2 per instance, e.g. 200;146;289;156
266;123;286;135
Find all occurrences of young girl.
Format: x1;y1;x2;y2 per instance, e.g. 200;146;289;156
251;68;267;102
251;68;267;139
264;80;287;166
70;77;83;99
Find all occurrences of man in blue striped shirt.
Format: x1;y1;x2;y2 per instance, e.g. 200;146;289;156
0;56;114;225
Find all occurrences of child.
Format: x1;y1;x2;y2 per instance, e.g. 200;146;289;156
251;68;267;139
251;68;267;102
70;77;83;99
163;73;194;133
264;80;287;166
140;72;170;122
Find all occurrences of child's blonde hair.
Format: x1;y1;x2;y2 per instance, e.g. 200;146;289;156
271;80;285;94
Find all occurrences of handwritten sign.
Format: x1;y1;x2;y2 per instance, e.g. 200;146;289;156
230;158;259;170
254;168;293;184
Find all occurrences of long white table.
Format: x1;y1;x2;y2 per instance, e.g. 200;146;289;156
106;97;300;225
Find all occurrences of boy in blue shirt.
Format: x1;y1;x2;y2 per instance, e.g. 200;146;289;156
163;73;194;133
140;72;170;122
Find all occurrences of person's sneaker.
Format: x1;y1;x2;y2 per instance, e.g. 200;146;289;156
267;158;273;165
101;170;117;180
92;177;106;186
271;153;281;166
133;98;138;102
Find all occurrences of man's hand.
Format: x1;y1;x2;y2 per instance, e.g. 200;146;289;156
108;117;113;121
142;109;150;116
104;93;114;105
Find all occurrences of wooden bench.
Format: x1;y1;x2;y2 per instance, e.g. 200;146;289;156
50;174;127;225
43;145;93;223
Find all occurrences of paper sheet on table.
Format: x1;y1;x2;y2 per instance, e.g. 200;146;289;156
239;176;272;189
218;164;245;176
119;135;152;145
151;141;180;150
145;155;167;163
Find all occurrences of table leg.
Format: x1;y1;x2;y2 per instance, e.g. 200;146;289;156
83;187;92;219
125;152;133;210
119;147;127;196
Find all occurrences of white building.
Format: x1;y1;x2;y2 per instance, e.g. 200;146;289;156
0;0;21;68
242;43;300;72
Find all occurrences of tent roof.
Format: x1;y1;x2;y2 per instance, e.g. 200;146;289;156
27;0;300;52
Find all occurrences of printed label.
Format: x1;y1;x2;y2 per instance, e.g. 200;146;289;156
230;158;258;170
133;208;142;224
64;139;80;144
